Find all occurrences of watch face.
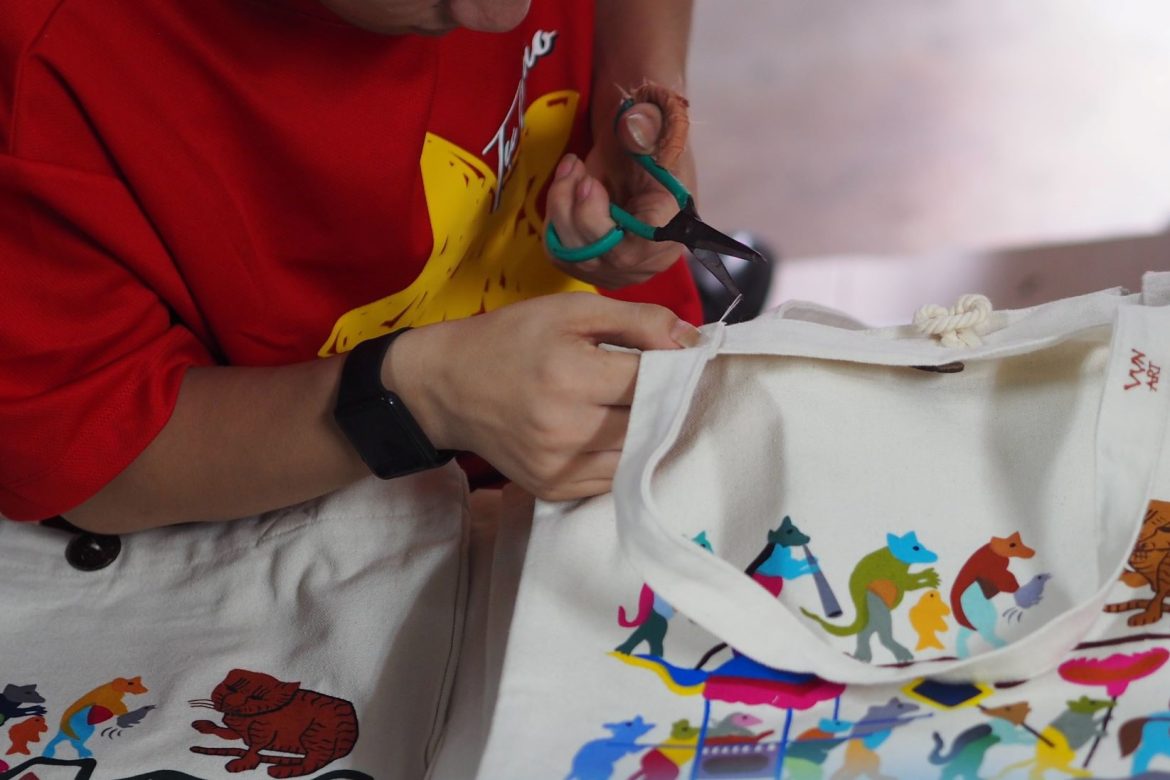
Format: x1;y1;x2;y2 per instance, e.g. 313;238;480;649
334;395;439;479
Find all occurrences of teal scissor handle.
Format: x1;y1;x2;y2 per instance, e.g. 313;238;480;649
545;153;693;263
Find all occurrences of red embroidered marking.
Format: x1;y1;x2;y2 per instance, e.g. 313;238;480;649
1124;349;1160;391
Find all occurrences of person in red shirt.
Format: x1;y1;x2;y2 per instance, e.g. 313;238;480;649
0;0;703;530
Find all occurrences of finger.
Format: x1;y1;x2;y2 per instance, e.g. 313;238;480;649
546;153;585;246
567;295;701;351
569;172;617;245
628;84;691;169
546;155;616;251
540;478;614;503
581;406;631;451
546;451;622;497
585;348;639;406
566;480;613;500
617;102;665;156
566;450;621;484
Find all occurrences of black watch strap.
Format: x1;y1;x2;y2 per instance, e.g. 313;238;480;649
337;329;408;409
334;329;454;479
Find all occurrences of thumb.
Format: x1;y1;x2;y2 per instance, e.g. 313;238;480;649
617;102;665;156
571;296;701;350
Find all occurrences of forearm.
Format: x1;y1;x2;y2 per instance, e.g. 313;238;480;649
592;0;693;116
65;355;371;534
61;292;693;533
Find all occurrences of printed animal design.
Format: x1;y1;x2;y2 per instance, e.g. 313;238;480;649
705;712;771;744
189;669;358;778
783;701;926;780
993;696;1111;780
929;719;1030;780
1106;499;1170;627
565;716;655;780
616;533;711;657
950;532;1036;658
43;676;150;759
100;705;155;740
0;684;46;728
695;519;831;669
1003;574;1053;623
626;719;700;780
801;532;940;663
830;699;928;780
1119;705;1170;776
785;718;853;780
909;589;951;651
746;516;818;597
6;715;47;755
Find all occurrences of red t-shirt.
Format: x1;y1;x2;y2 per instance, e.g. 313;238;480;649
0;0;700;521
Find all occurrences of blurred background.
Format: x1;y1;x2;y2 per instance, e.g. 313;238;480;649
687;0;1170;322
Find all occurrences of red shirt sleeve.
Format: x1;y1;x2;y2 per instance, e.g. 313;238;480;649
0;154;213;520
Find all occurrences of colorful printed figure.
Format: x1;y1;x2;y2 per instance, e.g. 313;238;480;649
616;533;712;657
832;698;928;780
696;519;833;670
1119;705;1170;776
1106;499;1170;627
909;590;951;652
0;684;46;728
5;715;47;756
746;517;818;598
43;676;150;759
801;532;940;663
626;719;700;780
1002;574;1053;624
189;668;358;778
706;712;770;743
784;718;853;780
929;718;1030;780
950;532;1036;658
993;696;1111;780
565;716;655;780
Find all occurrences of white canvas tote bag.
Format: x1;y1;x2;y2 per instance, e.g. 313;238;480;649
0;465;469;780
473;277;1170;780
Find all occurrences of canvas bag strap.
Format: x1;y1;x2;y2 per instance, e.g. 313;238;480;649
613;293;1170;684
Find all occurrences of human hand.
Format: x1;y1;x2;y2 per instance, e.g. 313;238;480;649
545;86;695;289
384;293;701;501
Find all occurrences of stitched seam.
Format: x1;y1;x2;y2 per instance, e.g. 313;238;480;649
7;0;73;156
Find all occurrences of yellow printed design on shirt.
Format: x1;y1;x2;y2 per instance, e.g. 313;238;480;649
318;90;595;357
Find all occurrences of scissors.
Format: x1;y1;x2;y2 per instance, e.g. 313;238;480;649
544;101;768;315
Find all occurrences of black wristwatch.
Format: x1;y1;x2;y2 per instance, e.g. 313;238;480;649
333;329;454;479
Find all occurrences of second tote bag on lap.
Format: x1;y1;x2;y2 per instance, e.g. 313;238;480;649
473;277;1170;780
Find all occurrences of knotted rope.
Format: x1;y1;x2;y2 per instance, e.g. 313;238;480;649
913;294;993;348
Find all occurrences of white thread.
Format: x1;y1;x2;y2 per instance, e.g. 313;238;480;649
913;294;992;348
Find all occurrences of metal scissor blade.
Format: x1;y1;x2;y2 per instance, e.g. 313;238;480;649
692;247;742;300
678;218;769;265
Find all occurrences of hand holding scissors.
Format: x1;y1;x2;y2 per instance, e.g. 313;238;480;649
544;94;767;314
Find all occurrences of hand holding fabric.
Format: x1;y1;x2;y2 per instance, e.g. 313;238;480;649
385;293;700;501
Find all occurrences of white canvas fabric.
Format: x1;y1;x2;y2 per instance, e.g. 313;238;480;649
0;465;469;780
427;486;533;780
475;278;1170;780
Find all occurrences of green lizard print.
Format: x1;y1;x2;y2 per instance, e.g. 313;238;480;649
801;532;940;663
